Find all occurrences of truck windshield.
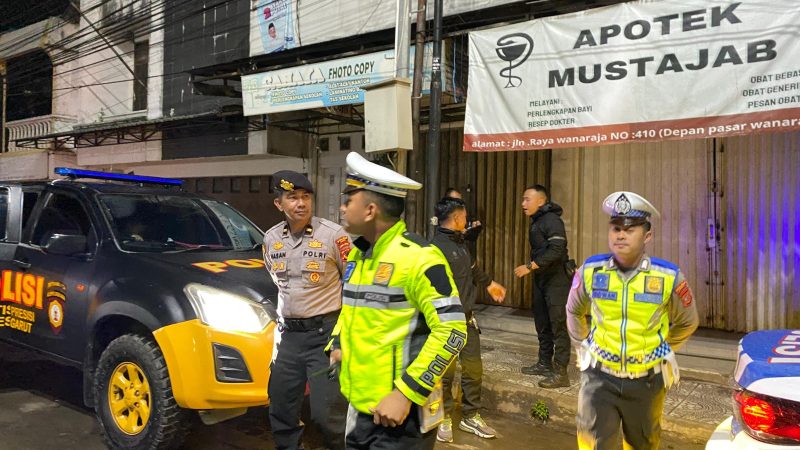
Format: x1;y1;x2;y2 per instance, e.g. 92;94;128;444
99;194;263;252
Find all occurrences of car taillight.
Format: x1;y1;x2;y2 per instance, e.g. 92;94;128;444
734;389;800;444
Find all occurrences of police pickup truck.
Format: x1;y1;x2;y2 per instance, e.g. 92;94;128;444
0;168;277;449
706;329;800;450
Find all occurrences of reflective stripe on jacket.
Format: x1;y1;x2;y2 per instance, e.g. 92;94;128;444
328;220;467;413
582;253;677;373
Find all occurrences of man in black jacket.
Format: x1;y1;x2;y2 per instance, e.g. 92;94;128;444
514;184;573;388
431;197;506;443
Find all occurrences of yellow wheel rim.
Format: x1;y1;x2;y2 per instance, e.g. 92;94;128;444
107;362;152;435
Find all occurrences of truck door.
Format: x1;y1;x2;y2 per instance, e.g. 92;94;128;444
9;189;97;362
0;185;24;341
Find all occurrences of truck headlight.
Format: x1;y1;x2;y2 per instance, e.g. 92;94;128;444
184;283;272;333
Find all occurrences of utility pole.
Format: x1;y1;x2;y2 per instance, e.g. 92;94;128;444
393;0;411;175
424;0;443;238
407;0;426;232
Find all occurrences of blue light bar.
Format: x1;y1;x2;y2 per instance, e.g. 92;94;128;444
54;167;183;186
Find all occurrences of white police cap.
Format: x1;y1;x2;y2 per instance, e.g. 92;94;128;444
602;191;660;226
344;152;422;198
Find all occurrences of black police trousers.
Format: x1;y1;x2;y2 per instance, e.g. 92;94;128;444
344;404;436;450
577;366;667;450
268;313;346;450
532;269;571;369
442;320;482;418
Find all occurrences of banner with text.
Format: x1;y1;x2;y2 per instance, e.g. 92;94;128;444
463;0;800;151
242;45;437;115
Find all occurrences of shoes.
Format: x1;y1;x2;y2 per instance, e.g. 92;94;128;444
459;413;497;439
521;361;553;376
538;368;570;389
436;417;453;443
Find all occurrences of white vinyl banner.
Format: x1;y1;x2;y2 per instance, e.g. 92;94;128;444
463;0;800;151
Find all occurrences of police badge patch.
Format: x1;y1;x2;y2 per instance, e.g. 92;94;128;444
645;276;664;294
343;262;356;281
592;273;610;290
373;263;394;286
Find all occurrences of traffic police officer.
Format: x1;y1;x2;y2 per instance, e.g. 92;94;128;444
263;170;351;450
328;152;467;450
566;191;699;450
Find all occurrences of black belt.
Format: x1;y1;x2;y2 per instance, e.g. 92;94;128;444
279;310;339;332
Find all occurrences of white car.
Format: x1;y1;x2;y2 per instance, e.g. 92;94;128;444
706;329;800;450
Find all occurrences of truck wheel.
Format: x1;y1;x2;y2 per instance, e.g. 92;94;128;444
94;334;190;449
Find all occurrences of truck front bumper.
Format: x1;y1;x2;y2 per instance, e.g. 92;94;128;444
153;319;275;410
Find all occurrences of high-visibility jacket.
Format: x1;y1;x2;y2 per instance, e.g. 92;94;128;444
570;254;699;374
329;220;467;413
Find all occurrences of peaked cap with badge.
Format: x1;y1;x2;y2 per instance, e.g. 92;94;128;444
344;152;421;198
602;191;660;227
272;170;314;194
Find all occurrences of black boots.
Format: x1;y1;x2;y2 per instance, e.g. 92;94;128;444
521;361;553;376
538;365;569;388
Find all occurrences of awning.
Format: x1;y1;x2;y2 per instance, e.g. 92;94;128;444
13;111;267;150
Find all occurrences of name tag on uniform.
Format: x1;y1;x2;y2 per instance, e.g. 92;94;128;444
634;293;663;304
591;290;618;301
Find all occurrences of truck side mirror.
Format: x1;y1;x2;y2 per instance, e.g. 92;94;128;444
44;233;88;256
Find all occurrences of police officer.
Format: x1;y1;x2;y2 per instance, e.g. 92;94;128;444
263;171;351;450
514;184;573;388
566;192;700;450
328;152;467;450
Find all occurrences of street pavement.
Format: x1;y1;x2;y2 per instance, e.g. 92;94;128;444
0;304;738;448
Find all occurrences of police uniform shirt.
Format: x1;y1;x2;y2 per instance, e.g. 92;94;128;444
263;216;352;319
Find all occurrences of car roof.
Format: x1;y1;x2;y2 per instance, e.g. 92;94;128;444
41;179;206;197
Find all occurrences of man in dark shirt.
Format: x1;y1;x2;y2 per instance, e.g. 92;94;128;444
431;197;505;443
513;184;573;388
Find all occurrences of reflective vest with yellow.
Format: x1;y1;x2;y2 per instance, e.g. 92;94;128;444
329;221;466;414
582;253;678;373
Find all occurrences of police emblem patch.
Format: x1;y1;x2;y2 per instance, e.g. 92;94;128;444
272;261;286;271
614;193;632;215
273;241;284;250
308;240;323;248
343;262;356;281
373;263;394;286
306;261;321;270
309;272;321;283
592;273;610;290
645;276;663;294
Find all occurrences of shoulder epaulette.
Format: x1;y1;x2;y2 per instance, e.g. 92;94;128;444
401;231;430;248
649;257;679;272
585;253;612;265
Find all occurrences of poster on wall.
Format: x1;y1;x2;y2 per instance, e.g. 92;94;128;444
463;0;800;151
252;0;299;55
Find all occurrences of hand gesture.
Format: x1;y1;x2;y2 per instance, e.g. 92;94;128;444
487;281;506;303
370;389;412;427
514;265;531;277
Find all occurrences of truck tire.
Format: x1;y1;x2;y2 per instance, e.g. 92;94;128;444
94;334;191;449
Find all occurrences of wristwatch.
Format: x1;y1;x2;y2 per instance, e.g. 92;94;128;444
526;261;533;270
